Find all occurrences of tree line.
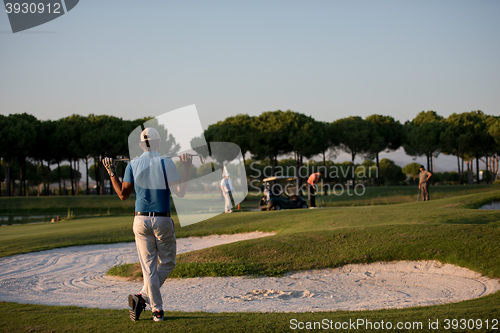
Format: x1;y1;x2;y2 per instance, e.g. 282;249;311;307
204;110;500;188
1;110;499;196
0;114;146;196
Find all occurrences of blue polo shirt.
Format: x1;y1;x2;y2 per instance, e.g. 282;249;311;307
123;151;180;213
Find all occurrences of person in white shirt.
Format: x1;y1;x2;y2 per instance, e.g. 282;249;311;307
220;166;235;213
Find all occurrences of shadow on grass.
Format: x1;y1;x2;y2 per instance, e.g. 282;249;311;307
166;315;231;321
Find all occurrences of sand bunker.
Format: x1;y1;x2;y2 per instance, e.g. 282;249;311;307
0;232;498;313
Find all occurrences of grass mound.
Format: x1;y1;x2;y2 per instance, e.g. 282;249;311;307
107;263;143;281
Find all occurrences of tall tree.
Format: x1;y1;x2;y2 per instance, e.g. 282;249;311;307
0;158;5;196
287;113;328;191
50;165;81;194
81;115;130;194
402;162;421;185
51;119;74;195
0;115;7;196
468;111;490;184
440;121;463;184
204;114;255;167
487;117;500;181
61;115;87;195
403;111;444;174
31;120;55;195
365;115;404;186
413;110;443;125
0;114;37;196
250;110;295;176
333;116;372;183
443;111;488;184
379;158;406;185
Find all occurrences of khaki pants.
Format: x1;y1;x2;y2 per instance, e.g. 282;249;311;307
223;191;232;212
421;182;430;201
133;216;176;312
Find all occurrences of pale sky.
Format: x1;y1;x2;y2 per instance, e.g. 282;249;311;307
1;0;499;171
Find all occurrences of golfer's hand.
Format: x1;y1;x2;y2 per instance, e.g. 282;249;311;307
179;153;193;166
418;184;421;189
102;157;116;176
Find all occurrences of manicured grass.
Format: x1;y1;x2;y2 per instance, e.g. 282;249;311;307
0;194;136;213
1;184;496;215
1;292;499;333
107;263;143;281
106;190;500;280
0;195;136;224
239;184;500;210
0;215;136;257
320;184;500;207
172;223;500;278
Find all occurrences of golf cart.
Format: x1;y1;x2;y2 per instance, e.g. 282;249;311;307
259;176;308;211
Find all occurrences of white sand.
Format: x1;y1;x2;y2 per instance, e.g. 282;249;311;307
0;231;498;313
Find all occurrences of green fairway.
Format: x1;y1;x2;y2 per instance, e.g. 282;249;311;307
242;184;500;208
0;195;135;213
320;184;500;206
0;215;136;257
1;189;500;332
1;184;496;217
1;294;499;333
0;194;136;224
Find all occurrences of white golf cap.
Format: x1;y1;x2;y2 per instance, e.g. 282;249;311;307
223;165;230;177
140;127;160;141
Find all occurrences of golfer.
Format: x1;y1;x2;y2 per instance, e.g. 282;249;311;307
103;127;192;322
307;170;324;208
418;165;432;201
221;166;235;213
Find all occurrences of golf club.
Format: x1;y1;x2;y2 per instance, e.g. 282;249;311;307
317;184;323;208
113;154;206;164
416;187;420;202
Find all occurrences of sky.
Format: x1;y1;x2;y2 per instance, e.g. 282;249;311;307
1;0;499;171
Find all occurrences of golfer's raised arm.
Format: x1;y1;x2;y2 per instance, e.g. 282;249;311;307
103;157;134;200
170;153;193;198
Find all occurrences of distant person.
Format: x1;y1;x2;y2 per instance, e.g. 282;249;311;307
307;170;324;208
264;186;271;202
103;127;193;322
418;165;432;201
221;166;235;213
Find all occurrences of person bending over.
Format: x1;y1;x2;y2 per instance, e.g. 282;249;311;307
307;170;324;208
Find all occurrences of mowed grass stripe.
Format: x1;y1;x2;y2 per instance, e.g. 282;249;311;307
1;185;498;214
320;184;499;206
1;292;499;333
0;195;136;212
0;216;135;257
